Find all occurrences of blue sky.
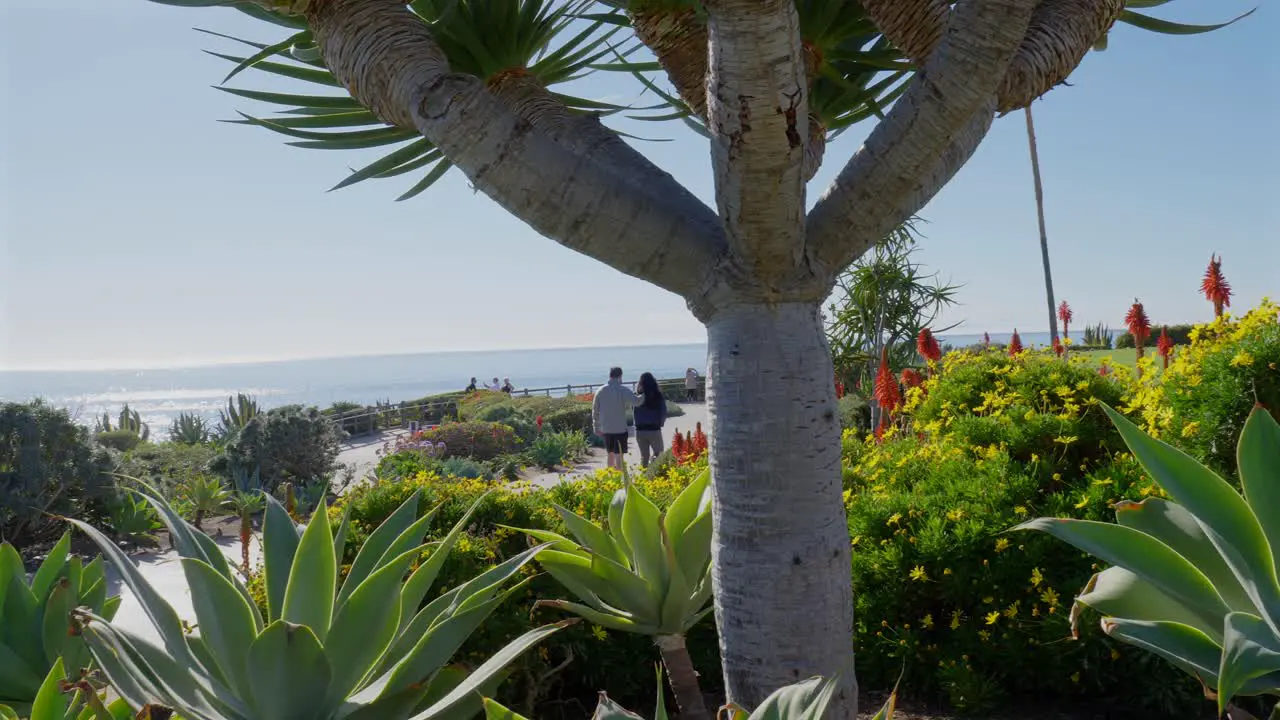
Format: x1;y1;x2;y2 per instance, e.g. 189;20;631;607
1;0;1276;371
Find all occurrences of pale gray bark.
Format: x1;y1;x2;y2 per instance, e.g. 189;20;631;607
805;0;1039;277
1024;105;1060;342
704;0;809;289
305;0;728;306
705;303;854;718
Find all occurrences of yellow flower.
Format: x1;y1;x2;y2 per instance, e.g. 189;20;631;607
922;614;934;629
1181;421;1201;438
591;626;608;641
984;611;1000;626
1040;587;1060;606
994;538;1010;553
950;610;963;630
1053;435;1078;446
1230;351;1255;367
1003;602;1020;618
1030;567;1043;587
946;509;965;522
1014;505;1028;516
943;568;953;576
1074;494;1089;509
910;565;929;582
887;512;903;526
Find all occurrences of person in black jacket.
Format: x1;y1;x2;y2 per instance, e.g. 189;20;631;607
633;372;667;467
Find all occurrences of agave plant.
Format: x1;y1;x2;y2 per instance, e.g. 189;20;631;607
173;475;231;531
0;658;137;720
216;394;260;441
169;412;210;445
0;532;120;715
67;484;563;720
95;404;151;443
107;492;164;548
509;470;713;719
1017;405;1280;718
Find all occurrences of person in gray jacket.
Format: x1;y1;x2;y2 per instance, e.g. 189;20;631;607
592;366;637;470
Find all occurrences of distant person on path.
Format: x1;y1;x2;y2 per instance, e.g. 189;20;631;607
593;366;637;470
685;367;700;402
634;372;667;467
488;377;501;391
465;377;478;393
501;377;515;394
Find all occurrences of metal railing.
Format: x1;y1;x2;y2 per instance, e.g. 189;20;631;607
329;376;705;438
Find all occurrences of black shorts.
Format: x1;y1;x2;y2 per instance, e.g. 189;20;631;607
604;433;629;454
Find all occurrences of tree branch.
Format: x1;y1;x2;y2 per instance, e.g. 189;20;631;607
704;0;809;291
303;0;730;308
805;0;1037;278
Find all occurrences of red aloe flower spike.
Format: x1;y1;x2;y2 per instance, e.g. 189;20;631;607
1201;254;1232;318
874;416;888;443
1008;329;1024;356
1157;326;1174;370
1058;301;1073;339
874;348;902;415
1053;337;1065;358
1098;363;1111;377
901;368;924;389
1125;299;1152;360
917;328;942;366
835;381;845;399
672;432;686;464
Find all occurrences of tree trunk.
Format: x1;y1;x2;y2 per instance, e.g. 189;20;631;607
1024;105;1060;343
656;634;709;720
705;303;855;717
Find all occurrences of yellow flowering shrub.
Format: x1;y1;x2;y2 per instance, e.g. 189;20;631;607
1124;298;1279;476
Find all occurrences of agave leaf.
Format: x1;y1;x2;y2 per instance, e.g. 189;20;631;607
339;492;422;606
1217;611;1280;713
325;549;420;703
482;698;531;720
30;532;71;603
498;525;584;554
39;579;73;669
0;705;15;720
533;550;631;617
590;693;646;720
1077;566;1222;641
674;511;712;590
657;523;692;631
621;483;668;595
263;493;301;621
180;558;258;699
1115;498;1254;612
246;621;332;720
1102;405;1280;636
663;469;710;546
333;503;354;567
30;658;68;720
553;504;626;565
1102;618;1224;685
281;500;337;640
1016;517;1230;627
407;621;571;720
536;599;653;634
749;674;840;720
398;493;489;631
0;642;43;705
1238;408;1280;577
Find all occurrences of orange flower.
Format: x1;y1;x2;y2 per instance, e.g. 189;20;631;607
1201;254;1232;318
874;348;902;415
917;328;942;364
901;368;925;388
1157;327;1174;370
1125;299;1152;360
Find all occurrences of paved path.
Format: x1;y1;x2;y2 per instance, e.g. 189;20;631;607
336;428;409;486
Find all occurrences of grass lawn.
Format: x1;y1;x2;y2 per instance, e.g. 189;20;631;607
1074;347;1139;368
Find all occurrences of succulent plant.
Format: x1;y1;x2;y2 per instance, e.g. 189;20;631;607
0;657;136;720
94;404;151;443
1017;405;1280;717
67;485;563;720
216;394;261;441
0;532;120;715
169;412;210;445
509;470;714;718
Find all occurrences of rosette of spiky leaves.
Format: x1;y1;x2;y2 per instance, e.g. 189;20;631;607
67;483;563;720
169;412;210;445
508;470;714;717
1202;254;1233;319
196;0;635;201
1125;299;1152;359
1017;406;1280;717
0;532;120;715
1058;300;1073;338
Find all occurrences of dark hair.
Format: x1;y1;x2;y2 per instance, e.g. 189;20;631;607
639;372;663;410
609;367;623;379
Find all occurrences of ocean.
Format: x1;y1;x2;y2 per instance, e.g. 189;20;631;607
0;331;1054;433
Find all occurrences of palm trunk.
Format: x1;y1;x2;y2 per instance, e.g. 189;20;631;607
705;303;855;717
656;634;708;720
1025;105;1060;343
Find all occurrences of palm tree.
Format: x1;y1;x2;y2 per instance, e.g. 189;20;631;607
1024;103;1059;343
123;0;1249;713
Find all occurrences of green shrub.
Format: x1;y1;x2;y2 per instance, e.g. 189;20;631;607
421;421;520;461
526;430;589;470
223;404;341;495
1114;323;1194;349
118;441;220;497
440;456;491;479
842;432;1200;715
95;428;143;452
375;448;442;481
543;406;594;436
0;401;117;547
837;395;870;432
488;453;525;481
